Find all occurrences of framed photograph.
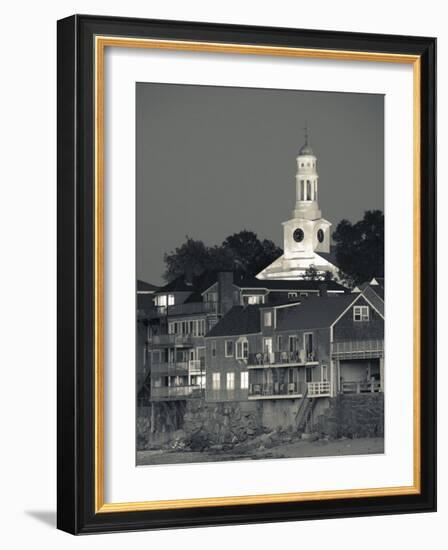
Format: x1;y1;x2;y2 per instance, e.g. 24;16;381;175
57;15;436;534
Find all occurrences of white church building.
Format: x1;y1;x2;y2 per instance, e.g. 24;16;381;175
257;135;339;281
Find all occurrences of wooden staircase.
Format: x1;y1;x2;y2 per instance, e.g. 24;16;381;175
295;388;316;433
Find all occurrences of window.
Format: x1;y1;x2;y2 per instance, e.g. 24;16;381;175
211;340;217;357
263;338;273;354
227;372;235;390
300;180;305;200
244;294;264;305
289;335;298;352
288;292;298;299
241;371;249;389
236;339;249;359
264;311;272;326
277;335;283;351
212;373;220;390
353;305;369;321
304;333;314;361
300;292;308;297
225;340;234;357
321;364;328;382
167;294;174;306
306;180;312;200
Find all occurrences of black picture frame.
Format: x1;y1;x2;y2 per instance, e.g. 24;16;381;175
57;14;436;534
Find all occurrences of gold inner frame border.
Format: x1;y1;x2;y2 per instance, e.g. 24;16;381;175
94;35;421;514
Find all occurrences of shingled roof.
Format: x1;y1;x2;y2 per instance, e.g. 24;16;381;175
206;305;261;338
137;280;158;292
276;295;357;331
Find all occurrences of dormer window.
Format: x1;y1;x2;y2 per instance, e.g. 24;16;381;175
353;305;369;321
244;295;264;305
288;292;298;299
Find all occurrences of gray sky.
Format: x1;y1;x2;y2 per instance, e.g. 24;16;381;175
136;83;384;285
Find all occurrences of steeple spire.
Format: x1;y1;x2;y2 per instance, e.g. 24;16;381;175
303;120;309;146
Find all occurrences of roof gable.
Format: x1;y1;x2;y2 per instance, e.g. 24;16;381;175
205;305;261;338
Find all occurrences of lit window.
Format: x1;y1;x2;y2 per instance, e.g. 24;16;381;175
288;292;298;299
321;365;328;382
212;373;220;390
353;305;369;321
227;372;235;390
241;371;249;389
245;295;264;305
211;340;217;357
225;340;234;357
167;294;175;306
264;312;272;326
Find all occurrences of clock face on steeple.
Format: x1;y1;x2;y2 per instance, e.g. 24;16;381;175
293;228;304;242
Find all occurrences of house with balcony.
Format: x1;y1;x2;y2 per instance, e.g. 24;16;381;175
143;270;348;403
136;280;158;404
204;281;384;413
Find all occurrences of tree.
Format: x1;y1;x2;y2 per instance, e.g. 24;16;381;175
163;231;282;282
332;210;384;287
163;237;233;281
222;230;283;277
303;265;320;281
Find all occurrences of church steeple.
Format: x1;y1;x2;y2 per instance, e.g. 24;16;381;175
255;124;336;280
293;126;321;220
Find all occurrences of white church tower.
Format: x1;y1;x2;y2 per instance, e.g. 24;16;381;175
257;128;338;280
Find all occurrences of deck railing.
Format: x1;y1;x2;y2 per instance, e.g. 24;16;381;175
248;381;305;398
332;339;384;359
150;385;204;400
148;334;195;347
146;302;218;319
341;380;381;394
247;350;317;367
188;359;204;373
307;381;331;397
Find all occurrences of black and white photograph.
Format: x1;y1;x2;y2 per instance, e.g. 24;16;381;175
136;83;385;466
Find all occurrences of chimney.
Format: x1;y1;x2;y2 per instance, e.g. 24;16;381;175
218;271;235;315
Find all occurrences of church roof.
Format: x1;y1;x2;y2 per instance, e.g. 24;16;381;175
299;143;314;155
235;276;346;292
